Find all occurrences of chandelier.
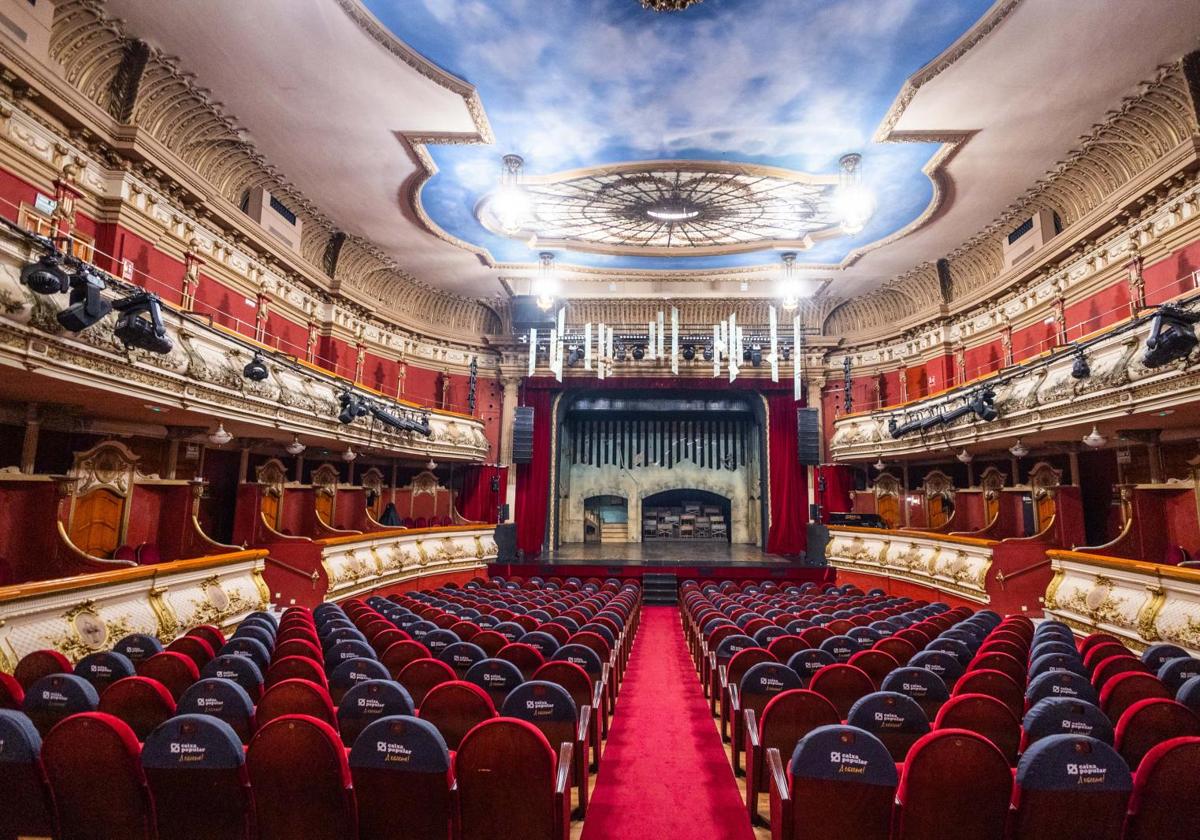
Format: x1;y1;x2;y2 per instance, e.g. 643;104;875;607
640;0;703;10
534;252;558;311
492;154;532;234
779;252;800;312
836;153;876;234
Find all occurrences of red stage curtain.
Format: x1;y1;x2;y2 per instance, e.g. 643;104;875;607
817;464;856;519
458;465;506;524
515;388;555;557
765;393;808;556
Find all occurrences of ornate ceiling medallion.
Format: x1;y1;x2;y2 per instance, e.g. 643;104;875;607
640;0;704;11
478;161;846;257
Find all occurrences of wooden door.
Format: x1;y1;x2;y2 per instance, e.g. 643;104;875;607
877;495;901;530
70;489;124;556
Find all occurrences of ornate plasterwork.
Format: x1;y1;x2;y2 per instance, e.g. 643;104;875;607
826;527;994;603
321;526;494;600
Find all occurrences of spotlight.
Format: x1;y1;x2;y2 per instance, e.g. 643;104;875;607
1070;349;1090;379
702;343;714;362
56;269;111;331
632;344;645;361
243;352;269;382
743;347;752;362
781;345;792;362
614;343;627;362
369;402;432;436
112;292;172;354
1142;304;1200;368
682;344;696;361
20;253;69;295
338;391;369;425
968;387;998;422
750;346;763;367
566;346;584;367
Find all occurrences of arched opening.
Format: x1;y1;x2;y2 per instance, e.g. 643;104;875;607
642;489;731;542
584;495;627;543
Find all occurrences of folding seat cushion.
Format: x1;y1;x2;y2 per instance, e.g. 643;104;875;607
872;636;918;666
398;658;458;706
42;712;155;839
185;624;226;653
201;653;265;701
465;658;525;708
114;633;165;670
1157;656;1200;693
165;635;216;670
324;639;377;673
968;651;1026;685
925;637;973;665
73;650;137;693
1026;669;1099;708
140;651;201;701
786;649;837;685
845;649;898;689
178;677;256;744
381;640;433;678
418;680;497;749
349;716;453;840
141;714;252;840
456;717;571;840
1012;734;1132;840
1123;736;1200;840
952;668;1023;717
1141;643;1190;673
1100;671;1170;722
497;642;546;679
98;676;176;740
933;693;1021;765
1023;697;1115;749
247;715;357;840
847;691;930;762
14;649;72;690
219;637;272;672
23;672;99;736
257;678;337;728
439;641;489;677
0;709;55;839
809;664;875;721
894;729;1011;840
774;724;898;840
1029;651;1088;679
1114;698;1200;770
272;637;323;663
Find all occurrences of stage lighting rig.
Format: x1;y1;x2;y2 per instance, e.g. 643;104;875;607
1070;348;1090;379
112;292;172;354
682;344;696;361
337;391;369;424
888;386;998;438
368;402;432;437
749;345;763;367
702;343;714;362
566;345;584;367
632;344;645;361
243;352;269;382
20;252;69;295
1142;304;1200;368
56;268;111;332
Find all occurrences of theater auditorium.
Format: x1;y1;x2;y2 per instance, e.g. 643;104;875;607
1;0;1200;838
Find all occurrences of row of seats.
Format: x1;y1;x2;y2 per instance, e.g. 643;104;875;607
0;576;640;839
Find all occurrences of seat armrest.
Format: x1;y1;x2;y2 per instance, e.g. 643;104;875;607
745;708;760;750
591;681;605;712
555;742;574;796
577;704;593;745
768;747;793;840
718;663;730;693
728;683;741;715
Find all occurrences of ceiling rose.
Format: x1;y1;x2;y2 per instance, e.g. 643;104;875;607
640;0;704;11
479;161;846;257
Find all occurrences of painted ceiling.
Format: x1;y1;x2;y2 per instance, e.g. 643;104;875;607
366;0;996;271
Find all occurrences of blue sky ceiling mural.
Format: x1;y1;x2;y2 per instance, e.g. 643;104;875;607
368;0;996;271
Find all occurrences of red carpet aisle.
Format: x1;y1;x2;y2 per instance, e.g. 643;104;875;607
581;606;755;840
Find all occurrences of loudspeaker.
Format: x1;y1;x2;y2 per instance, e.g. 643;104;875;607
804;521;830;566
511;296;557;334
493;523;517;563
512;406;535;464
796;407;820;465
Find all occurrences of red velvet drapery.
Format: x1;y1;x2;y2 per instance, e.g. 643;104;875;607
816;463;856;520
515;387;555;557
458;464;506;524
765;392;808;555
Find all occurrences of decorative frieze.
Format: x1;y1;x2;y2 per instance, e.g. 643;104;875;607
826;526;994;604
320;526;494;601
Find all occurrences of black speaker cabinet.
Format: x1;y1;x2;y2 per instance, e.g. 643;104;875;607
512;406;535;464
804;521;830;566
796;407;820;465
493;523;517;563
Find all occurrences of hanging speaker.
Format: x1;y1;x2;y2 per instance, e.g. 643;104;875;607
512;406;535;464
796;407;820;465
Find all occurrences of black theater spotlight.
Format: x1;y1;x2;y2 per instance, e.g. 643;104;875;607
369;402;432;436
682;344;696;361
112;292;173;354
20;252;69;295
566;345;584;367
614;343;627;362
632;344;645;361
1070;348;1090;380
969;386;999;422
702;343;714;362
1142;304;1200;368
56;268;111;332
749;345;763;367
781;344;792;362
338;391;369;424
243;352;270;382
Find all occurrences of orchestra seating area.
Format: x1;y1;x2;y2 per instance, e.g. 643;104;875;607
684;580;1200;839
0;577;640;840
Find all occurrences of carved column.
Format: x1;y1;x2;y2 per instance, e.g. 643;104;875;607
1127;248;1146;314
305;319;318;363
354;342;366;384
20;403;39;474
165;439;180;480
1052;297;1067;346
1067;446;1081;486
181;239;203;311
254;293;270;343
294;453;305;484
499;374;521;520
51;163;83;244
397;361;408;398
897;363;908;404
237;442;251;484
1001;322;1014;368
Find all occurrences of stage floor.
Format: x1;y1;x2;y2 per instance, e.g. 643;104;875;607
544;541;794;567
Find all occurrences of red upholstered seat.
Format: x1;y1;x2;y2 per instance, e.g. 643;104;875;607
350;715;454;840
419;680;497;749
0;709;55;840
1115;697;1200;770
846;649;899;690
533;660;603;770
502;680;592;817
894;729;1011;840
42;712;155;839
934;692;1021;766
967;651;1026;686
1079;632;1126;657
398;658;458;706
809;663;874;720
98;676;176;740
139;651;200;701
185;624;226;652
13;648;71;691
455;717;571;840
952;668;1024;718
1123;736;1200;840
744;688;840;824
497;642;546;679
142;714;252;840
381;640;433;679
1092;654;1150;692
1012;734;1132;840
256;678;337;728
872;636;918;666
1100;672;1171;723
265;654;329;690
471;630;509;658
165;635;215;670
0;671;24;710
247;715;357;840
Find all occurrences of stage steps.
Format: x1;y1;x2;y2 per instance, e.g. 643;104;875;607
641;572;678;605
600;522;628;542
